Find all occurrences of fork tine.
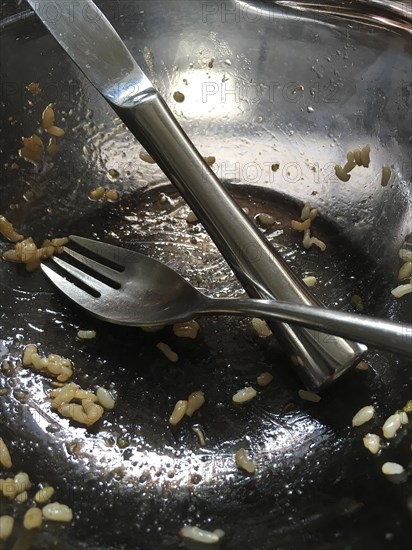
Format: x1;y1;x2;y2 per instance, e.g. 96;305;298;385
63;247;123;285
51;256;115;296
41;263;103;315
69;235;125;266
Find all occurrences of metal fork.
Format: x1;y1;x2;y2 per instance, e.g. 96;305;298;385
41;236;412;358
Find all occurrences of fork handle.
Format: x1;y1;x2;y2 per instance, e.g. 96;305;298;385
196;298;412;358
110;91;366;390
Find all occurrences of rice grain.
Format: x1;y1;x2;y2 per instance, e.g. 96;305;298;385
298;389;321;403
14;472;31;493
382;412;402;439
256;372;273;387
235;448;255;474
251;318;272;338
362;433;380;454
391;283;412;298
96;387;116;410
381;462;404;475
335;165;351;182
0;515;14;541
186;391;205;417
179;525;223;544
0;215;24;242
42;502;73;522
352;405;374;427
34;486;55;504
156;342;178;362
173;320;200;339
24;507;42;530
302;276;317;287
0;437;12;469
169;400;188;425
398;262;412;281
232;387;257;404
77;330;96;340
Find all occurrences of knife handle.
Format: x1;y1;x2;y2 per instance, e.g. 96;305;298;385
111;91;366;390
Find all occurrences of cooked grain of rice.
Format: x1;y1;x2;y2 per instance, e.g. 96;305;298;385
105;189;119;201
398;262;412;281
335;165;351;182
173;320;200;339
14;472;31;493
0;437;12;468
343;152;356;173
353;148;362;166
251;318;272;338
362;433;380;454
179;526;223;544
302;276;317;287
169;400;188;425
139;151;155;163
0;515;14;541
399;248;412;262
20;135;43;164
47;125;65;137
235;448;255;474
192;425;206;446
303;229;326;251
403;400;412;413
22;344;38;366
89;186;106;201
352;405;374;427
232;387;257;404
360;144;371;168
34;486;55;504
96;387;116;410
391;283;412;298
42;104;55;129
0;215;24;242
15;490;28;503
186;391;205;417
291;218;311;231
381;462;404;475
257;213;276;227
156;342;178;362
42;502;73;522
203;156;216;166
300;202;312;221
298;389;321;402
24;507;42;530
77;330;96;340
382;412;402;439
256;372;273;387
